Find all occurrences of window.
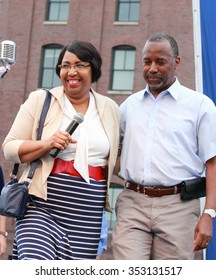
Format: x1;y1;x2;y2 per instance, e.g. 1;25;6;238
110;46;136;91
116;0;140;22
46;0;69;21
105;183;124;230
39;45;62;89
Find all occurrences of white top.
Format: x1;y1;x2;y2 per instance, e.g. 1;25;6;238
119;78;216;186
58;92;109;182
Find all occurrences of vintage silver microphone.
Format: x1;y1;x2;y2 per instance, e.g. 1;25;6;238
0;40;16;78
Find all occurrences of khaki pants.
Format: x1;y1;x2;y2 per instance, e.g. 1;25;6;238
112;188;200;260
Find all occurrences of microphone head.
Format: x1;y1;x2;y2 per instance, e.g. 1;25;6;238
73;113;84;124
0;40;16;66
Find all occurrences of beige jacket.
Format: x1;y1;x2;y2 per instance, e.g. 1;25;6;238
2;86;120;211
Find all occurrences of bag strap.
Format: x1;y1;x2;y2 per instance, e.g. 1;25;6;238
27;89;52;180
10;163;19;179
37;89;52;140
10;89;52;180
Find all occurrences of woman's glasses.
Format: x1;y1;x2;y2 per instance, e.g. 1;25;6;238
58;63;91;71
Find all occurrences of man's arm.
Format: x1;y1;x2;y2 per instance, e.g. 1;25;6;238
193;156;216;251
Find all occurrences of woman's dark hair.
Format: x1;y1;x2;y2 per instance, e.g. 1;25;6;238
56;40;102;83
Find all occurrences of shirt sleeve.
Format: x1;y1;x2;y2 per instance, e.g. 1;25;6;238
97;211;108;256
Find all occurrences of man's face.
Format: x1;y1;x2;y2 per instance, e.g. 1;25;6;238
142;40;180;97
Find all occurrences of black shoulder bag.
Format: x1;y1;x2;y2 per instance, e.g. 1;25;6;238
0;89;51;219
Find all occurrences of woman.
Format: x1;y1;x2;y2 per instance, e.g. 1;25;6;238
2;41;120;260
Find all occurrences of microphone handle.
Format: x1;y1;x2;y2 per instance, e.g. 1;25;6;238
65;120;79;134
49;121;80;158
49;147;62;158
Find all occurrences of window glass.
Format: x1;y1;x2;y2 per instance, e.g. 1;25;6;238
112;71;135;90
59;3;69;21
113;50;125;69
130;3;139;21
125;50;136;69
42;69;53;88
118;3;129;21
44;49;56;67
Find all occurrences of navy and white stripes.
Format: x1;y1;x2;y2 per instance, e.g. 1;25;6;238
13;173;106;260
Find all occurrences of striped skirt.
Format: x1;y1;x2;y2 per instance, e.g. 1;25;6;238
12;173;107;260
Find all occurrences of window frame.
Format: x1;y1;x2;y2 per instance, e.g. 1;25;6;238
39;44;63;89
115;0;140;22
109;45;136;92
45;0;69;22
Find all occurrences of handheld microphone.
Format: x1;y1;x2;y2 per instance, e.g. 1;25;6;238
49;112;84;158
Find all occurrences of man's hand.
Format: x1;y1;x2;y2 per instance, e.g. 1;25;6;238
193;214;213;251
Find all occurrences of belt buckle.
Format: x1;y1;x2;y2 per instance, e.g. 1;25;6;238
143;185;154;195
137;184;146;194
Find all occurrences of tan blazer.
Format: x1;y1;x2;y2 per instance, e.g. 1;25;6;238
2;86;120;211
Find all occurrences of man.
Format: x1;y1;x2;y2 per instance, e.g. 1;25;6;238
112;32;216;260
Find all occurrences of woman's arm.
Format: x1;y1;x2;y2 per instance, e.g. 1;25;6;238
18;130;73;163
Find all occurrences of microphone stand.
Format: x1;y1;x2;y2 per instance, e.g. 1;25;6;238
0;66;8;79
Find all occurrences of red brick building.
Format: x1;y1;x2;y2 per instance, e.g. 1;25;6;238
0;0;196;259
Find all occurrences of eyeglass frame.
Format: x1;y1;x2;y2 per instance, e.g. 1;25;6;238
58;62;91;71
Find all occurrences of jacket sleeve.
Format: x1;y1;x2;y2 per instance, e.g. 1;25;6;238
2;91;46;163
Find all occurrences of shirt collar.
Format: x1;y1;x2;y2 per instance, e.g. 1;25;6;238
144;78;181;100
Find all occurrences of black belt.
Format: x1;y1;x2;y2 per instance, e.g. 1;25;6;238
126;182;182;197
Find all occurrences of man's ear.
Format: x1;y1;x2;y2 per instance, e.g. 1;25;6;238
175;56;180;69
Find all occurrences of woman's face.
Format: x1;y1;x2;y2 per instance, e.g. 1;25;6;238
59;51;92;99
